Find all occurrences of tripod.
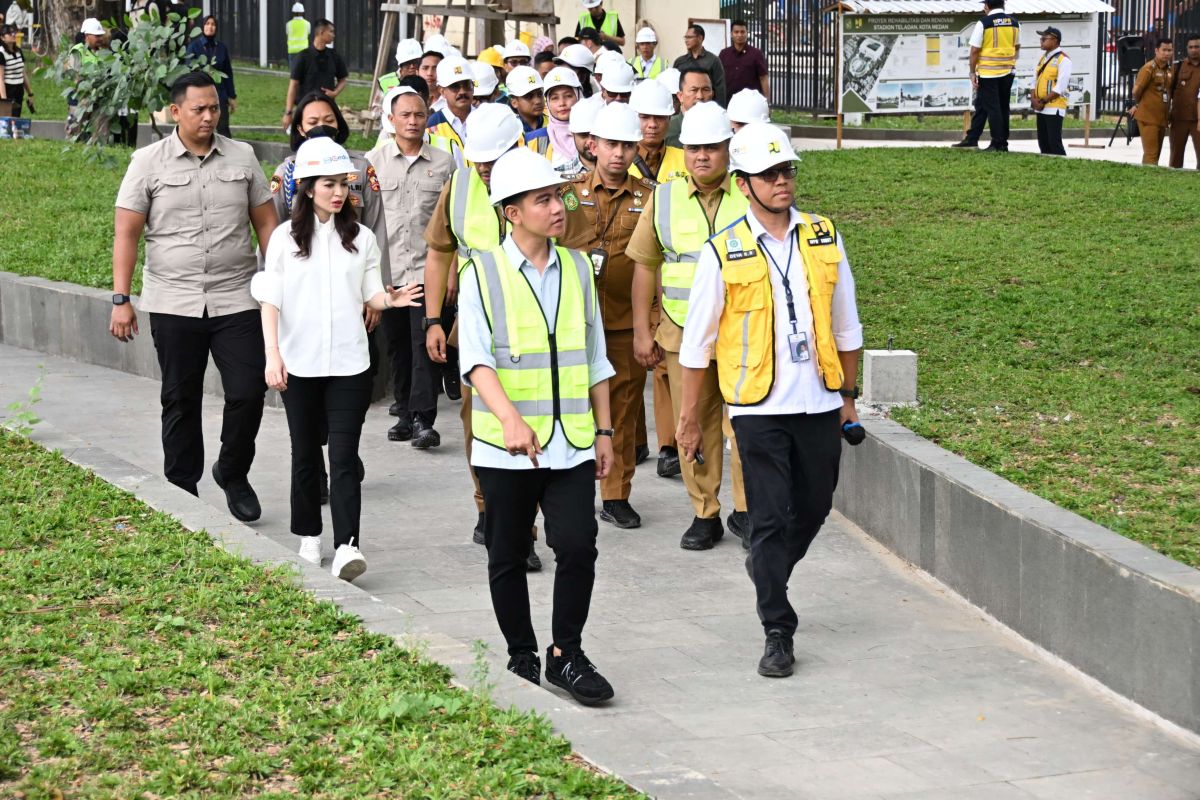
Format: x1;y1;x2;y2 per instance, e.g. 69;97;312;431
1108;107;1134;146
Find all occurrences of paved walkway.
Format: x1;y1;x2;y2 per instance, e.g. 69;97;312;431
4;343;1200;799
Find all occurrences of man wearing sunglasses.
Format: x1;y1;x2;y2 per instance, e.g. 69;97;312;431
676;123;863;679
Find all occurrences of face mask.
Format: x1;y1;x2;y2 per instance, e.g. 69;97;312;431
303;124;340;141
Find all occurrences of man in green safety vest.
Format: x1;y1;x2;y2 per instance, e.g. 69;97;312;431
285;3;310;74
575;0;624;49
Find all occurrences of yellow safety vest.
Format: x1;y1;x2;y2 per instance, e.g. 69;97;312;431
428;120;467;164
977;13;1019;78
710;215;846;405
654;177;747;328
629;146;688;183
630;55;668;80
448;167;505;265
468;246;598;452
286;17;310;55
1035;51;1069;110
577;10;620;38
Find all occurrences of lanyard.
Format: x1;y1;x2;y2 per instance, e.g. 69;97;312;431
760;230;799;334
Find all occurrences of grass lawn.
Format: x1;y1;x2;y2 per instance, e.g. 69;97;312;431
0;432;638;798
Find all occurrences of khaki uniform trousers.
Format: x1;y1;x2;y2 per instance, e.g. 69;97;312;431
448;318;485;514
1139;123;1166;165
663;350;746;519
602;329;646;501
1168;120;1200;168
652;359;675;450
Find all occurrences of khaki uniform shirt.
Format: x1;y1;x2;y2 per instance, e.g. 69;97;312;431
115;131;272;317
1133;60;1172;126
365;140;455;286
626;174;733;353
559;169;655;332
1170;60;1200;123
422;172;506;255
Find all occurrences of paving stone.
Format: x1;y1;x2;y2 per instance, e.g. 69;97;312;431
1011;766;1198;800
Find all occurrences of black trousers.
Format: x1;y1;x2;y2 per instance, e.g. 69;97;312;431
1036;113;1066;155
381;306;413;417
477;462;599;656
217;99;232;139
383;296;456;424
5;84;24;117
149;309;266;495
281;369;372;547
967;74;1014;149
732;410;842;638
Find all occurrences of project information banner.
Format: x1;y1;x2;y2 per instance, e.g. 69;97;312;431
839;13;1097;115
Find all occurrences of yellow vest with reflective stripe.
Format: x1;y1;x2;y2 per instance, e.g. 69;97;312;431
711;215;845;405
577;10;619;38
654;177;747;328
1035;51;1069;109
448;167;505;266
469;246;597;452
977;13;1019;78
629;146;688;183
631;55;668;80
286;17;310;55
429;120;467;165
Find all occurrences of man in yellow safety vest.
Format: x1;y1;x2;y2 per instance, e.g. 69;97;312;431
576;0;624;48
953;0;1020;151
285;3;309;74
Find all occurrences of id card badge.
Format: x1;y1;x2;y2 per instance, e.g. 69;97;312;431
589;248;608;277
787;331;811;363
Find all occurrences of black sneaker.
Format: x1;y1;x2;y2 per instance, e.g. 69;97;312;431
600;500;641;529
526;544;543;572
211;463;262;522
950;138;978;149
680;516;724;550
411;416;441;449
758;630;795;678
388;401;407;417
507;651;541;685
387;417;413;442
545;647;614;706
443;372;462;401
727;510;751;550
472;511;485;545
635;443;650;465
656;446;681;478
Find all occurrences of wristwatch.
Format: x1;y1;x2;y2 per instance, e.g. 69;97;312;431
838;386;860;399
595;428;614;437
112;294;131;306
421;317;442;331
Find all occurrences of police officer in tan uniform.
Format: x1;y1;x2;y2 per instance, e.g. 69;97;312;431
1131;38;1174;165
559;101;653;529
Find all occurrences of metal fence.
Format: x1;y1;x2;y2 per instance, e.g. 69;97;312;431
1097;0;1200;114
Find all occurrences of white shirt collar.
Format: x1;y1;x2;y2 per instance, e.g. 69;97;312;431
745;205;801;245
987;7;1005;14
314;213;336;235
502;235;559;273
1043;47;1063;59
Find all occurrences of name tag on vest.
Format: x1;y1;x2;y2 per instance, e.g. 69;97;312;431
726;238;758;261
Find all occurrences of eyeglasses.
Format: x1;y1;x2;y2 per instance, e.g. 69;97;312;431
506;57;531;67
752;165;798;182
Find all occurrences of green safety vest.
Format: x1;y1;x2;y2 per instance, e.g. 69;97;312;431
378;72;399;92
577;10;619;38
468;246;597;453
286;17;310;55
630;55;667;80
448;167;505;263
654;177;747;328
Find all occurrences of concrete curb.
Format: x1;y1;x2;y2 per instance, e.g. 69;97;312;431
786;122;1108;142
19;419;690;798
836;415;1200;734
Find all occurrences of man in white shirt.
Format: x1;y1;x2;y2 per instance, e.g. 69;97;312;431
1031;27;1071;156
952;0;1020;151
677;123;863;679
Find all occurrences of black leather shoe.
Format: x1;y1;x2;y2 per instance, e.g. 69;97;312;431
656;446;681;478
680;516;724;550
635;443;650;465
411;416;441;449
727;510;751;549
472;511;485;545
387;418;413;442
983;144;1009;152
600;500;641;529
443;372;462;401
211;463;261;523
950;138;978;148
758;630;796;678
526;544;543;572
388;401;406;417
545;647;614;706
507;651;541;685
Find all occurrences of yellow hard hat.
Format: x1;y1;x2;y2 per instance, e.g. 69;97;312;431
477;46;504;69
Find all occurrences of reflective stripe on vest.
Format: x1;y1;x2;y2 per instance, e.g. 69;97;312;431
449;167;504;263
654;178;748;328
978;14;1018;77
469;246;597;451
1036;52;1069;109
631;55;667;79
577;10;619;38
629;146;688;183
711;215;845;405
428;121;466;163
286;18;310;55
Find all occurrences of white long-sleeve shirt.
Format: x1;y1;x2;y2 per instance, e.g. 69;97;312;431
679;207;863;418
251;217;383;378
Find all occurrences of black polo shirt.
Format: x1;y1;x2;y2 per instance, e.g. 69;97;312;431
291;45;348;97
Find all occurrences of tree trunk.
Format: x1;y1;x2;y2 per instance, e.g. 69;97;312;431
39;0;126;54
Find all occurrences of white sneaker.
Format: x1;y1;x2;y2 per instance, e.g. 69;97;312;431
298;536;322;566
331;544;367;582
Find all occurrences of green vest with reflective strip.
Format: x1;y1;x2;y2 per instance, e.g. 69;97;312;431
448;167;506;266
286;17;310;55
654;177;747;328
577;10;619;38
378;71;399;92
630;55;667;80
469;246;597;453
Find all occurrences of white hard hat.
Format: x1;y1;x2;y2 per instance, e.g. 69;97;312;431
506;65;543;98
594;50;625;75
445;45;463;59
729;122;798;174
555;43;595;71
543;66;582;93
635;27;657;44
656;67;681;95
580;0;603;8
679;101;733;145
489;148;565;205
568;95;604;134
395;38;423;66
291;2;304;12
599;61;635;94
590;101;641;142
293;138;355;180
436;55;473;89
727;89;771;124
80;17;105;36
630;79;674;117
463;103;524;163
381;86;419;134
423;32;449;57
471;61;499;96
501;39;531;60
